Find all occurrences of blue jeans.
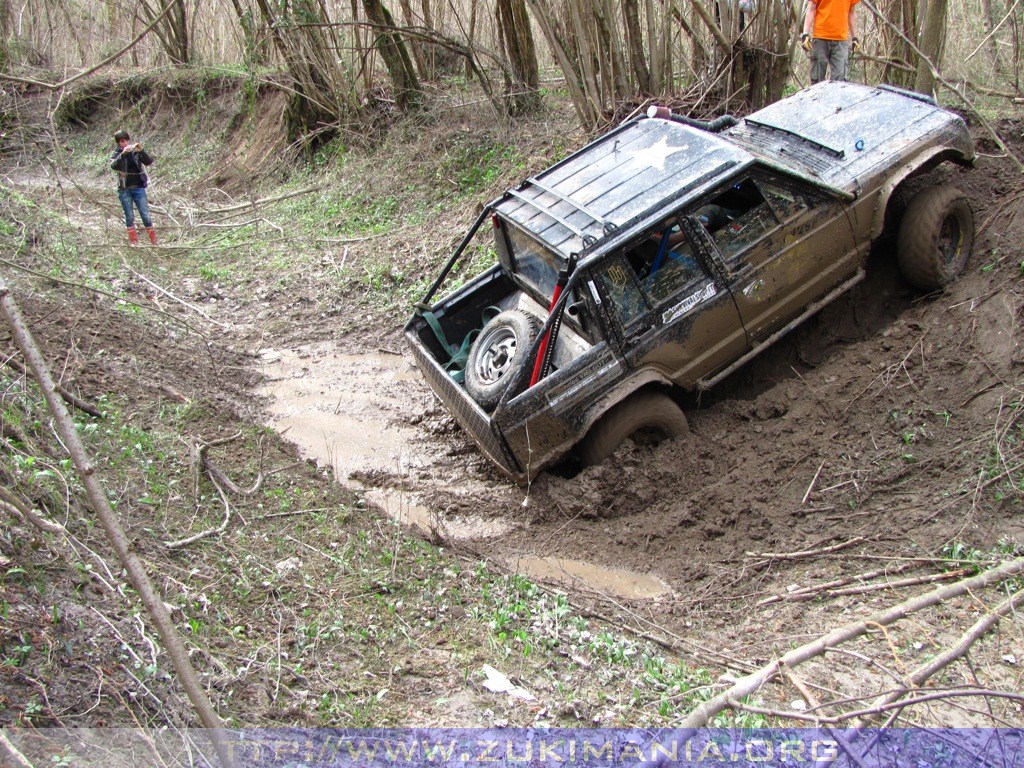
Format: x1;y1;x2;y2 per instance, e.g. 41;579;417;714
118;186;153;228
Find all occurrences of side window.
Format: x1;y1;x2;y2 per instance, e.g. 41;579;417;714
759;179;809;221
642;234;705;303
697;178;780;260
600;219;711;325
594;256;649;328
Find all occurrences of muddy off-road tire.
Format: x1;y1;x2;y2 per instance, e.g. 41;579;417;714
579;391;688;466
464;309;540;411
897;185;974;291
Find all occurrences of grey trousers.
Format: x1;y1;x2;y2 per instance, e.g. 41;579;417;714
810;38;851;83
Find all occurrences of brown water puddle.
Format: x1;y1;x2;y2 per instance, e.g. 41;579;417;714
259;345;672;599
259;346;514;541
510;555;673;599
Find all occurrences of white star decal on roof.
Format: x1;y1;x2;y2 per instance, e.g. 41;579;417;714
627;136;689;171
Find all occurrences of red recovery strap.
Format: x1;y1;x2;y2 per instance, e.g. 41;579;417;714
528;282;563;387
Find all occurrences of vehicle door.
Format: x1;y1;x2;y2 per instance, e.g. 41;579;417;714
590;216;746;386
692;172;860;343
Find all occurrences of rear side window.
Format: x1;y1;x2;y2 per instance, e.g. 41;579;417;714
594;256;649;328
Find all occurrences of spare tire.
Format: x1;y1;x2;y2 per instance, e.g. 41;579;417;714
464;309;541;411
897;185;974;291
579;391;688;466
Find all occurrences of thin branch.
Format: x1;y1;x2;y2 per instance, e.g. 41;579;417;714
678;556;1024;728
855;586;1024;725
0;485;66;534
0;732;36;768
748;536;865;561
123;261;231;330
0;258;208;340
164;472;233;549
4;354;102;418
0;0;179;91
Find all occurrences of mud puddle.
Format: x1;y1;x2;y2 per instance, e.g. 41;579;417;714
259;344;676;599
510;555;673;599
259;345;513;540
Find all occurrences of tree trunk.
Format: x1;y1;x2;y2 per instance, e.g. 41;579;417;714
914;0;947;95
496;0;541;114
622;0;650;92
138;0;190;64
0;0;9;72
979;0;1004;75
362;0;422;111
397;0;429;80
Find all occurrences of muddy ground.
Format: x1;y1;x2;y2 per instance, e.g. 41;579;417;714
1;78;1023;733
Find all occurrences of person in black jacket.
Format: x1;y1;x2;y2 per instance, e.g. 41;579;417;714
110;129;157;245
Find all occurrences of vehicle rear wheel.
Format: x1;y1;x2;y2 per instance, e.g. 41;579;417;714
896;185;974;291
579;391;688;467
464;309;540;411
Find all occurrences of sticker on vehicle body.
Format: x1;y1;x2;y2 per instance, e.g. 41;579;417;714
743;279;765;298
662;282;717;324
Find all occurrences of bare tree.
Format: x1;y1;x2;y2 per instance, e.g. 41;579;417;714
495;0;541;114
0;0;9;72
138;0;191;64
252;0;349;142
915;0;948;94
362;0;422;110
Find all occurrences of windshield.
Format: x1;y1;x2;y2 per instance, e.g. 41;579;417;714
501;221;562;299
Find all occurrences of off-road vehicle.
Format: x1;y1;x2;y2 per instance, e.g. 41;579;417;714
405;81;975;482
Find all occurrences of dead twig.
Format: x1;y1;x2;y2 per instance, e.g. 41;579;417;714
747;536;865;561
757;562;916;606
780;665;871;768
678;556;1024;728
854;586;1024;727
164;472;233;550
802;460;826;505
3;355;102;418
124;261;231;330
0;732;36;768
0;485;66;534
825;568;971;597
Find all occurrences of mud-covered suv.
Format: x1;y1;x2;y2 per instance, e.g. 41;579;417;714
405;82;975;482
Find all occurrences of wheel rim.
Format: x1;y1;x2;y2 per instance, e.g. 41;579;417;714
938;214;964;267
473;327;518;385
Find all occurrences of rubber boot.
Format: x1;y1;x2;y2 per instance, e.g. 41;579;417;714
146;226;158;245
126;227;139;245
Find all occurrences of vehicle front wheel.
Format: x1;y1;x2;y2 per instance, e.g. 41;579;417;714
579;391;688;467
896;185;974;291
464;309;540;411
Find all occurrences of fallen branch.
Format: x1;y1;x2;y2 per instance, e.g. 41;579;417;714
854;586;1024;726
747;536;865;561
728;687;1024;724
0;257;208;340
824;568;970;596
0;485;66;534
0;275;233;768
124;261;231;330
0;732;36;768
757;562;916;606
165;473;233;550
678;556;1024;727
4;354;102;418
199;185;319;215
780;666;871;768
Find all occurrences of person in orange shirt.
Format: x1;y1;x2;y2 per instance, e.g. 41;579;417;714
800;0;860;84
